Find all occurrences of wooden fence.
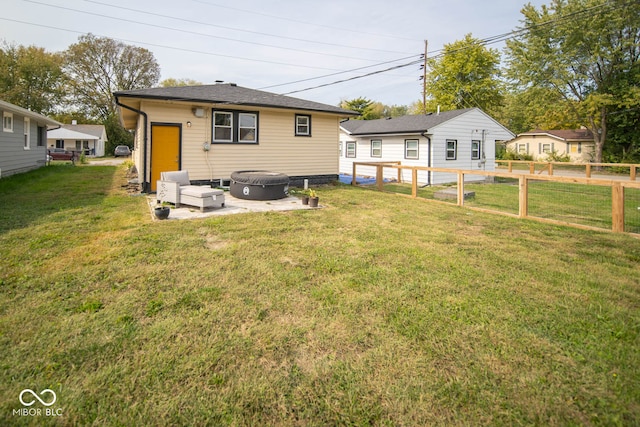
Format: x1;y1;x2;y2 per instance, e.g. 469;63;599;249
351;161;640;235
496;160;638;181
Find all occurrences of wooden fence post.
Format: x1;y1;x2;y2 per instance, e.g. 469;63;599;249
508;161;513;173
586;164;591;178
398;163;402;183
611;183;624;233
376;164;383;191
548;163;554;176
519;176;528;218
631;166;637;181
529;162;535;174
352;163;357;186
412;168;418;198
457;172;465;206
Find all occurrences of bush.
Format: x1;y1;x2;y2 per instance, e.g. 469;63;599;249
545;150;570;162
500;149;533;161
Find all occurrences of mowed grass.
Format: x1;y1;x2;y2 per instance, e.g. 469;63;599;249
383;180;640;233
1;165;639;426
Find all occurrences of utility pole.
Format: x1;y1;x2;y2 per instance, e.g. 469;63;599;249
422;39;428;115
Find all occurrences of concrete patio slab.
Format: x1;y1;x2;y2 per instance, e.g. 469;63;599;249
149;193;317;220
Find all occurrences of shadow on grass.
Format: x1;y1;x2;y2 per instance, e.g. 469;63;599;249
0;164;118;234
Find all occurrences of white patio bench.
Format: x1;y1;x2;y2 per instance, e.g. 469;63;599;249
156;170;225;212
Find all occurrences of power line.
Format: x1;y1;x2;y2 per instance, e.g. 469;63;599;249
190;0;420;43
81;0;413;56
0;17;348;71
25;0;402;62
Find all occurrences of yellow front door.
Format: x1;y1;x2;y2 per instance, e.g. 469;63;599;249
151;124;181;191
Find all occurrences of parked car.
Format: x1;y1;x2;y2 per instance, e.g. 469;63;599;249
47;148;75;161
114;145;131;157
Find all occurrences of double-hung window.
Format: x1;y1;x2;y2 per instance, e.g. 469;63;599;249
405;139;418;159
3;112;13;133
371;140;382;157
446;139;457;160
295;114;311;136
471;140;481;160
346;141;356;158
23;118;30;149
213;110;258;143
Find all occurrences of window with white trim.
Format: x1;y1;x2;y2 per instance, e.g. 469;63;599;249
518;143;527;154
295;114;311;136
212;110;259;143
446;139;457;160
471;140;481;160
3;112;13;132
405;139;419;159
371;139;382;157
238;113;257;142
346;141;356;158
23;117;30;149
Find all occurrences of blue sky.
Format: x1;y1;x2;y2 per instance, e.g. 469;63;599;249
1;0;547;107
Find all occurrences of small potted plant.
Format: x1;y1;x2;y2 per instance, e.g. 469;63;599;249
154;202;171;220
308;189;319;207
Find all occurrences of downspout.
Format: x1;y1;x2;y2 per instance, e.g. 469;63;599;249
420;131;431;187
115;96;149;193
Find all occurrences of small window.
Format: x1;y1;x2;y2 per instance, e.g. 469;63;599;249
213;111;233;142
405;139;419;159
518;143;527;154
471;140;481;160
295;114;311;136
346;141;356;158
55;139;64;149
371;140;382;157
446;139;457;160
23;118;30;149
37;126;45;147
3;112;13;132
541;143;551;154
239;113;257;142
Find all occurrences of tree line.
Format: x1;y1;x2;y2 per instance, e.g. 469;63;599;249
1;0;638;162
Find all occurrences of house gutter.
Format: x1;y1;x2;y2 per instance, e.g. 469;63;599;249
115;96;150;193
421;131;431;186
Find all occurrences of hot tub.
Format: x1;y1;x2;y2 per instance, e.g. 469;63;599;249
230;171;290;200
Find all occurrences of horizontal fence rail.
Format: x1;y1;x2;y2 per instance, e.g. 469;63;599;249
496;160;638;181
350;161;640;236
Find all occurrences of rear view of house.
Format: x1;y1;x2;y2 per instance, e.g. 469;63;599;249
114;83;357;192
47;122;108;157
0;100;61;178
340;108;514;185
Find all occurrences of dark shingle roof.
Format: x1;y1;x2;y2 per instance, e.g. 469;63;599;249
520;129;593;141
114;84;357;116
340;108;474;135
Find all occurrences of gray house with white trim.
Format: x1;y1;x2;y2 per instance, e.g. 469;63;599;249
0;100;61;178
340;108;514;185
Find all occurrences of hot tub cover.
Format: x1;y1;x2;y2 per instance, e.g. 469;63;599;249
231;171;289;186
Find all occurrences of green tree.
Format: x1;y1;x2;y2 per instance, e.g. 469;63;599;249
159;78;203;87
340;97;378;120
505;0;640;163
63;34;160;121
0;42;65;114
424;34;504;116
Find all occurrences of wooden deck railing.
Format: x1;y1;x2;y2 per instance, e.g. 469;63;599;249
350;161;640;235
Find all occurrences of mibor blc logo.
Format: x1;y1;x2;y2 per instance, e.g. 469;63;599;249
13;389;63;417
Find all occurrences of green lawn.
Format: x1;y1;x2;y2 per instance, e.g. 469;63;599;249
383;180;640;234
1;165;639;425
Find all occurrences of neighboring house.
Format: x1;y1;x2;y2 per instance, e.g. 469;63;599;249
506;129;595;162
339;108;515;185
0;99;61;178
114;83;357;192
47;122;107;157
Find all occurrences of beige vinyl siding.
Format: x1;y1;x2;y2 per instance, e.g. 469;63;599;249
136;101;341;183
